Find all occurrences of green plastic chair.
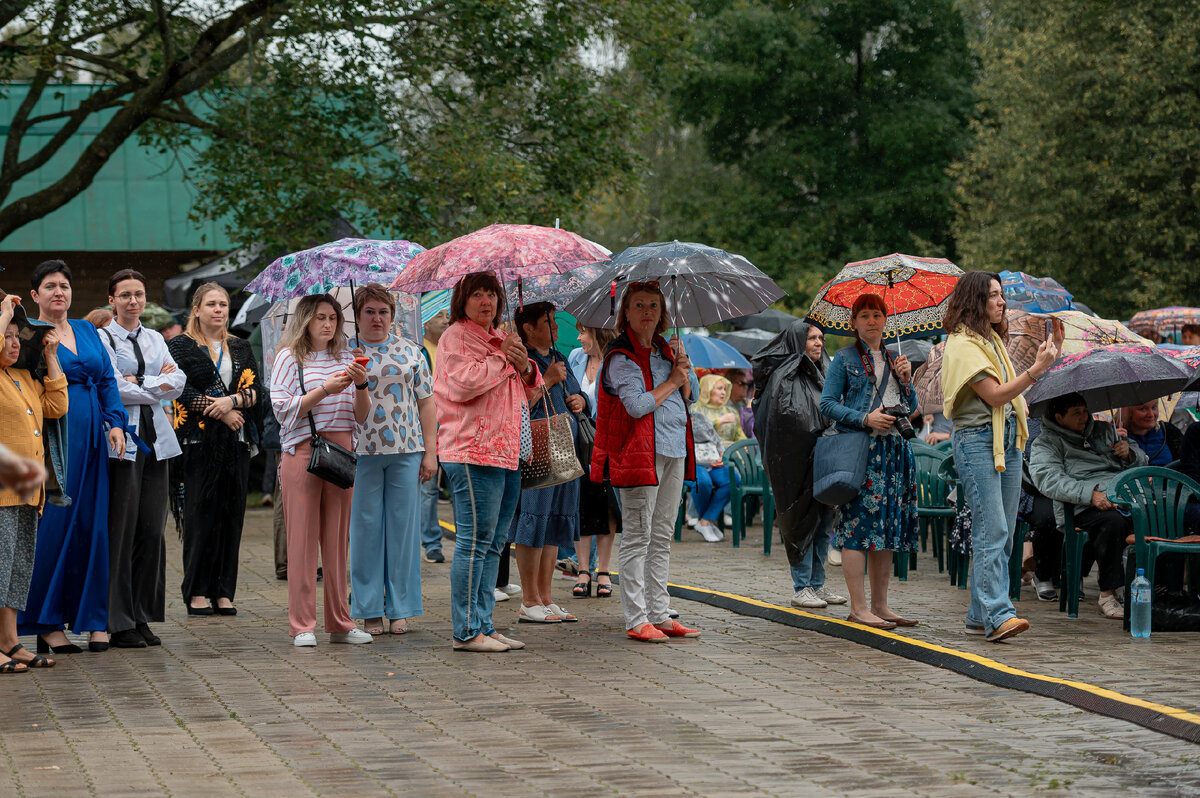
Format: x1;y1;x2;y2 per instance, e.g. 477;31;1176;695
723;439;775;554
938;456;970;589
1107;466;1200;632
911;445;955;573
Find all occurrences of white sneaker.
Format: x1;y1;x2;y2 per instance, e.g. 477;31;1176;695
493;588;510;602
828;548;842;566
790;587;828;609
667;607;680;619
292;632;316;647
685;514;699;529
815;586;848;605
330;627;374;644
696;520;724;542
500;583;522;596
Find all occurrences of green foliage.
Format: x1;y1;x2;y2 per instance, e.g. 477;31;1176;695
588;0;977;311
953;0;1200;318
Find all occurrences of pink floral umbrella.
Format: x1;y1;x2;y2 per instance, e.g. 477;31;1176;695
388;223;608;294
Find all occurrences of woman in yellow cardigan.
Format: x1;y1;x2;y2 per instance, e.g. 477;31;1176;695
941;272;1057;643
0;293;68;671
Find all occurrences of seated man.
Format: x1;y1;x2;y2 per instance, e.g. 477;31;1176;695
1029;392;1148;620
1179;421;1200;532
1119;399;1183;466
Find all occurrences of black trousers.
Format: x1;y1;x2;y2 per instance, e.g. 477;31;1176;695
1073;506;1131;592
179;444;251;602
108;449;168;632
1024;494;1063;582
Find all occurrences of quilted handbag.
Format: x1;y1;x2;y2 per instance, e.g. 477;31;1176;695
298;363;357;490
521;389;585;490
812;429;870;506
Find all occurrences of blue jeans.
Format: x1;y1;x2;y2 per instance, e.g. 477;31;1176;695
954;418;1022;634
442;462;521;641
419;461;443;555
694;465;732;521
348;453;423;620
791;506;836;591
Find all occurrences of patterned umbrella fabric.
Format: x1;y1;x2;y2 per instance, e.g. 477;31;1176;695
246;238;425;300
1026;344;1196;417
420;290;451;323
805;253;963;340
1161;345;1200;390
999;270;1074;313
677;334;752;370
1128;307;1200;336
564;240;786;329
503;261;611;312
389;223;608;294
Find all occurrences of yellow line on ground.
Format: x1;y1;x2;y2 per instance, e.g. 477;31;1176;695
439;520;454;532
668;581;1200;726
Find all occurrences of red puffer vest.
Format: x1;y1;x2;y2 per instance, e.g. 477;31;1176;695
591;332;696;488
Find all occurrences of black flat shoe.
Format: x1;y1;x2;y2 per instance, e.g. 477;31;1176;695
136;623;161;646
110;629;147;648
215;606;237;616
36;635;82;654
88;640;110;653
186;604;214;616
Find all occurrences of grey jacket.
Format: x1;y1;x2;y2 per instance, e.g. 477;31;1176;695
1029;417;1147;526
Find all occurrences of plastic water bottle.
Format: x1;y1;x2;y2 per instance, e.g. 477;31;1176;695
1130;568;1152;639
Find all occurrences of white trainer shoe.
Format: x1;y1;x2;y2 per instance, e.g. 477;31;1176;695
815;586;848;605
696;520;724;542
790;587;828;609
292;632;316;647
500;583;522;596
493;588;511;602
330;627;374;644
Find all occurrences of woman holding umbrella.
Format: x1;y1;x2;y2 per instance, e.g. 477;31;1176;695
591;282;700;643
818;294;918;629
941;271;1058;641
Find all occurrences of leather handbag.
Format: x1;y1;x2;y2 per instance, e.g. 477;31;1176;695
521;389;585;490
812;429;871;505
573;410;596;467
298;363;357;490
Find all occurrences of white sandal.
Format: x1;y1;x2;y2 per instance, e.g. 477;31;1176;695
545;602;578;622
518;604;563;623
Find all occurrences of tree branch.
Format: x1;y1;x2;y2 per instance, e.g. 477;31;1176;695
152;0;173;63
0;0;34;33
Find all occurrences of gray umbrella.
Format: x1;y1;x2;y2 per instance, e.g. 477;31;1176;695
713;328;778;358
1027;344;1196;417
564;240;786;329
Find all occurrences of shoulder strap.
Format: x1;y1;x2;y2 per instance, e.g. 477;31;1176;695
101;327;116;350
296;360;320;441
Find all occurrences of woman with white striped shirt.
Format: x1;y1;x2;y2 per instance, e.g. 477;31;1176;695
271;295;370;647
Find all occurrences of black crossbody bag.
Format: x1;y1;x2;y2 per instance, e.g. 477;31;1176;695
297;362;357;489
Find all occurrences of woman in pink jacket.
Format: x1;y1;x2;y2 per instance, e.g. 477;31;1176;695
435;271;542;653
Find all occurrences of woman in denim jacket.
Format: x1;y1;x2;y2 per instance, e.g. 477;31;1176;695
818;294;919;629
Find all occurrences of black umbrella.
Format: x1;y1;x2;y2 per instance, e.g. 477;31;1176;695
728;308;797;332
713;328;777;358
1027;344;1196;417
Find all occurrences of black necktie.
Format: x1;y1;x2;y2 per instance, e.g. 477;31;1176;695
129;329;155;446
129;329;145;382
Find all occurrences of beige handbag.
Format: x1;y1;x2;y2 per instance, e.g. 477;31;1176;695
520;388;585;490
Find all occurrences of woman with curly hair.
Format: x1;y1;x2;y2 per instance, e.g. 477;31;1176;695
168;283;260;618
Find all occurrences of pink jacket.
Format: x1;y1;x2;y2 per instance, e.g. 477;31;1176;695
434;319;543;469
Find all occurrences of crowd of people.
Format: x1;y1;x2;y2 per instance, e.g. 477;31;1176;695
0;259;1197;672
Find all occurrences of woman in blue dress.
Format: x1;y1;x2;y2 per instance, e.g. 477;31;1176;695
20;260;127;653
509;303;586;624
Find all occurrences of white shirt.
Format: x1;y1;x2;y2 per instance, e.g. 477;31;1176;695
100;321;186;461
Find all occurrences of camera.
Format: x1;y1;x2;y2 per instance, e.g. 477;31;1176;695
882;406;916;440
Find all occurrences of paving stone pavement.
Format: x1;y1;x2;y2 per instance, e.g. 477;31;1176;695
2;504;1199;797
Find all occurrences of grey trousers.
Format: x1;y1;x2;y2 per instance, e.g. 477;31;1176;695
107;450;168;632
617;455;684;630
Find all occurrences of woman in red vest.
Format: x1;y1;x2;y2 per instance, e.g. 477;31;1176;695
591;282;699;643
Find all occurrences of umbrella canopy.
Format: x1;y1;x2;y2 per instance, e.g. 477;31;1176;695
246;238;424;300
564;240;786;329
419;290;451;324
727;308;796;332
389;223;607;294
502;261;610;312
1026;345;1196;417
1128;307;1200;335
677;334;751;370
998;270;1074;313
713;328;777;358
805;253;962;340
1161;345;1200;390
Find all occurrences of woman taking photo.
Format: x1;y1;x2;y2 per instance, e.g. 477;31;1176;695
99;270;185;648
168;283;260;618
941;271;1058;642
20;260;127;654
348;284;437;636
272;294;371;647
435;272;541;653
567;324;620;598
509;303;585;623
592;282;699;643
818;294;918;630
0;294;67;670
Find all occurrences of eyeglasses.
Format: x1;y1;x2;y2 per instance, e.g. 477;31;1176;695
114;292;146;302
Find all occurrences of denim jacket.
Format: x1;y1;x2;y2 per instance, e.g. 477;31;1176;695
819;344;917;433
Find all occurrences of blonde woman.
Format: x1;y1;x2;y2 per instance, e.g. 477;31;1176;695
168;283;260;617
271;294;370;647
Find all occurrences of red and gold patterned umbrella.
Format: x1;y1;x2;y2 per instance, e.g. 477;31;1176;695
805;253;962;340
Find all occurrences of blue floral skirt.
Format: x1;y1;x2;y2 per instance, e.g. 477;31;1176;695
834;434;918;553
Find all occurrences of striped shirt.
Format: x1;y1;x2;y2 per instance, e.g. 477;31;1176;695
271;348;358;454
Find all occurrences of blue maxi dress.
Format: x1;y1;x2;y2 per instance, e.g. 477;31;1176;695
19;320;127;634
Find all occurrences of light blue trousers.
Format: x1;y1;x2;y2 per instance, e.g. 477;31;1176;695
348;452;424;620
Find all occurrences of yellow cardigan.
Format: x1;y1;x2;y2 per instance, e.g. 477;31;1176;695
941;326;1028;471
0;368;68;511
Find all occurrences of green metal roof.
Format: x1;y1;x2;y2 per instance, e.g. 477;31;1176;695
0;83;234;252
